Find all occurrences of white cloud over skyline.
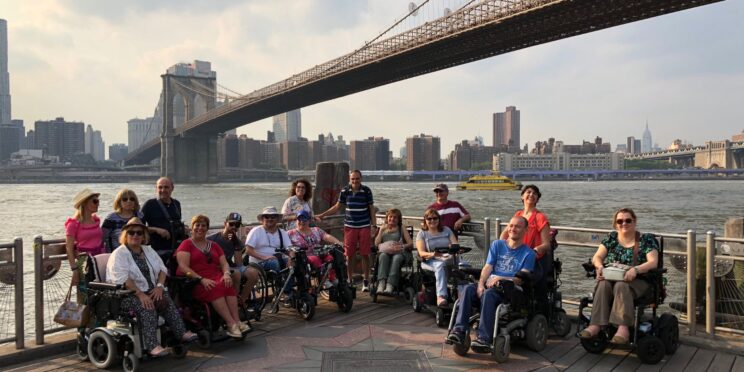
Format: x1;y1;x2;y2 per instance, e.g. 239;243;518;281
1;0;742;156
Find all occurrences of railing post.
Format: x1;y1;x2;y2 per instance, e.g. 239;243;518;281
494;218;502;243
686;229;696;336
34;235;44;345
483;217;491;261
705;230;715;336
13;237;24;349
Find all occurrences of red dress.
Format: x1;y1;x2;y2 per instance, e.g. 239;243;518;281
176;239;237;302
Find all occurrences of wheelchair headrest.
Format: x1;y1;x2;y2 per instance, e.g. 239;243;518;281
90;253;111;283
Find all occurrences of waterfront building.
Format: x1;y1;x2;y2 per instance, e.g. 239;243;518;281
221;134;240;168
493;152;625;172
261;141;282;169
733;129;744;142
350;136;390;170
281;139;311;170
616;144;627;153
642;122;653;153
406;133;441;171
626;136;641;154
24;129;34;150
0;19;10;125
34;117;84;160
273;109;301;143
239;135;261;169
448;139;506;170
493;106;520;152
84;125;105;162
128;116;162;151
108;143;128;162
0;123;22;161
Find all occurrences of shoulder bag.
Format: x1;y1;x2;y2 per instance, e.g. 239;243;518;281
54;283;90;328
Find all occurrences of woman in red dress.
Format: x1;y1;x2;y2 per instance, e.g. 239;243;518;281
176;214;246;338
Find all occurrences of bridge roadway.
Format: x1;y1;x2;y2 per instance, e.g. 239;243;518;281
5;293;743;371
125;0;722;167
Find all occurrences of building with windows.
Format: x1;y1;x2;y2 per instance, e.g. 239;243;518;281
34;117;84;160
406;133;441;171
494;152;624;172
493;106;520;152
128;116;162;151
0;19;10;125
108;144;128;162
273;109;301;143
85;125;105;162
642;123;653;153
350;137;390;170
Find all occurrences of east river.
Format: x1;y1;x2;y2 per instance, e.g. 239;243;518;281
1;180;743;339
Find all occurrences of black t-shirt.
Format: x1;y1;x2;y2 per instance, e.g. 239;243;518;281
207;232;244;267
141;198;182;253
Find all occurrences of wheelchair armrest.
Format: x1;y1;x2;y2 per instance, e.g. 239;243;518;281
88;282;122;291
581;261;597;278
514;271;533;283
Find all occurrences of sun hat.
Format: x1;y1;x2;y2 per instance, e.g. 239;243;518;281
73;188;100;208
257;206;283;221
120;217;147;232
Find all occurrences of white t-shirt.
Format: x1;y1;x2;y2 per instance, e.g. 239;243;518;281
245;226;291;263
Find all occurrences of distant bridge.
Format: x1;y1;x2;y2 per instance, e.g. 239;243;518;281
625;140;744;169
124;0;723;182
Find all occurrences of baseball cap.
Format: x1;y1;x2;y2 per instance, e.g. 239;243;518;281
295;210;312;221
433;183;449;192
226;212;242;223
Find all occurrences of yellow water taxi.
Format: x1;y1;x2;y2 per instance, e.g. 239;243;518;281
456;174;522;191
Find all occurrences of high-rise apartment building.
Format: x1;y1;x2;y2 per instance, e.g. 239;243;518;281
85;125;105;162
350;137;390;170
0;19;11;125
626;136;642;154
128;116;162;151
34;117;84;160
108;144;128;162
493;106;520;151
273;109;301;143
447;139;505;170
406;133;441;171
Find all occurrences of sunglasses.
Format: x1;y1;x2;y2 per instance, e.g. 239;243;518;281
121;197;135;202
263;216;279;220
127;230;144;236
616;218;634;225
426;217;439;222
228;222;241;228
91;199;99;205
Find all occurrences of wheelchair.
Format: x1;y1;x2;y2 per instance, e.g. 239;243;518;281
444;271;548;362
576;235;680;365
540;229;572;337
262;245;318;320
310;244;355;313
237;261;269;322
78;254;190;372
411;244;479;327
369;226;417;304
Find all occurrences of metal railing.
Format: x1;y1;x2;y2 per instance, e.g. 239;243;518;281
11;216;744;348
0;238;23;349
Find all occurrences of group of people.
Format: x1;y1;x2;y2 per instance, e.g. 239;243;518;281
63;171;659;358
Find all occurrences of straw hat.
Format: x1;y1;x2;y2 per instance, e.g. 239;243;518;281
256;206;282;221
73;188;100;208
121;217;147;232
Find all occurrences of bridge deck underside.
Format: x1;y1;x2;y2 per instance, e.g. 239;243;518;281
126;0;721;165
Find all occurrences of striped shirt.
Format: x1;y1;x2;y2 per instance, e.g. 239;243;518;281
428;200;469;233
338;184;374;228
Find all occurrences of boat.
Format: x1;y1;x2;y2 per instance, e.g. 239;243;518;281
455;173;522;191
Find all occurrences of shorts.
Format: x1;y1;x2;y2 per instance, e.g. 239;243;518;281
343;226;371;257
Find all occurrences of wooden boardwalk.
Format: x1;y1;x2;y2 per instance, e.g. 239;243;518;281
7;292;744;371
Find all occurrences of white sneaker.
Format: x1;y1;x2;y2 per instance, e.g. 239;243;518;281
384;283;395;295
362;279;370;292
226;324;242;338
375;279;386;294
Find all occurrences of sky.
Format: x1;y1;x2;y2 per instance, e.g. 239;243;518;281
1;0;743;156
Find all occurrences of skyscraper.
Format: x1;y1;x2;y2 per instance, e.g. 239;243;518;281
0;19;10;125
406;133;441;171
85;125;105;162
273;109;301;142
493;106;520;151
350;137;390;170
34;117;84;160
642;122;652;153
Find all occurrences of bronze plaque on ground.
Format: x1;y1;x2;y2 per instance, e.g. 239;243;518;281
321;350;432;371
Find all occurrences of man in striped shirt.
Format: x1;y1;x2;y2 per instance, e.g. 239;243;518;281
318;170;377;292
429;183;471;235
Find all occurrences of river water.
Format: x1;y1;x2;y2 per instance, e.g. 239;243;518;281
1;180;743;340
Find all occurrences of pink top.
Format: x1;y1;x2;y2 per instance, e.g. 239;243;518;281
65;215;104;255
288;227;326;255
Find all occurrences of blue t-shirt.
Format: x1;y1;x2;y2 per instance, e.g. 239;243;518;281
485;240;536;277
338;184;374;228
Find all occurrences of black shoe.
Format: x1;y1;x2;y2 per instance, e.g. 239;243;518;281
447;330;464;344
471;338;491;354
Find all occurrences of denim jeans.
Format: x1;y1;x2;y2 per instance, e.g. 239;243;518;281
453;284;505;343
421;258;448;297
377;251;411;287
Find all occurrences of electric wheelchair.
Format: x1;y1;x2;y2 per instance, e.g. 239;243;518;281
77;254;190;372
577;235;680;365
262;245;318;320
411;244;479;327
311;244;355;313
444;271;548;362
369;226;417;304
540;229;572;337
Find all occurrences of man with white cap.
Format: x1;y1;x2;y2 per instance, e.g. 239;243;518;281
429;183;470;235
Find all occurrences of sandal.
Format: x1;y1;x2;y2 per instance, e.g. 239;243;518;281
149;346;170;357
610;334;629;344
181;331;198;343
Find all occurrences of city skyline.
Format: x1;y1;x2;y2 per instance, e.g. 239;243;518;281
1;1;742;155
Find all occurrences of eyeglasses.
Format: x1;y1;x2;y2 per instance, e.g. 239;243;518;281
121;197;135;202
127;230;144;236
616;218;634;225
426;217;439;222
263;216;279;220
228;222;241;228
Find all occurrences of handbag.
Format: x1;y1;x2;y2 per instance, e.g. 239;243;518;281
54;283;90;328
379;241;403;255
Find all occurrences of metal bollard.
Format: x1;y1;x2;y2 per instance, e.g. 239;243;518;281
705;231;715;336
13;237;24;349
494;218;502;243
686;230;696;336
34;235;44;345
483;217;491;261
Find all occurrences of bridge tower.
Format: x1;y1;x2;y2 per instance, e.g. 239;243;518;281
160;70;219;183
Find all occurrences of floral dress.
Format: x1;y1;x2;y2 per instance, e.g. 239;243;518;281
602;231;659;266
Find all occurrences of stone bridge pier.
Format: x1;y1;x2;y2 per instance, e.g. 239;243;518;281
694;140;740;169
161;134;218;183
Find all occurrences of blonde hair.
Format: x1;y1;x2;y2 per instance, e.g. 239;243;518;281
119;225;150;246
113;189;141;214
191;214;210;228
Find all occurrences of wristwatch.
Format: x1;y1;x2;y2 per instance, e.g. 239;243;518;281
156;283;164;288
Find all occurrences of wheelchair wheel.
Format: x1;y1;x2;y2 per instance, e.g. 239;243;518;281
196;329;211;349
412;293;423;312
580;333;608;354
404;287;416;304
526;314;548;352
247;263;269;315
492;335;510;363
87;331;118;369
76;334;89;361
298;295;316;320
122;352;139;372
657;314;679;354
452;329;471;357
435;308;447;328
338;287;353;313
172;344;188;359
636;335;666;364
552;309;572;337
